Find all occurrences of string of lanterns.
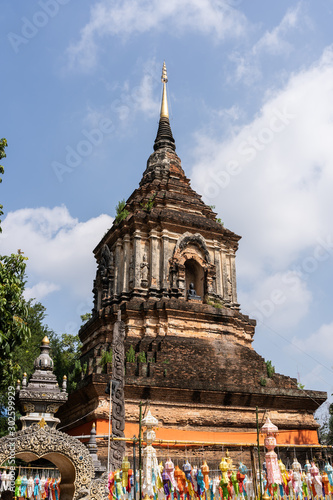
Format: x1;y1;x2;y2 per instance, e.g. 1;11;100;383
107;455;333;500
106;411;333;500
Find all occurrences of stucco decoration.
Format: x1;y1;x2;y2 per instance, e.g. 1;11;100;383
173;232;211;263
109;314;126;470
89;472;109;500
0;424;95;500
170;232;216;297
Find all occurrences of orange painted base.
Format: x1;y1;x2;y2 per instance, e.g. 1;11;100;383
67;419;319;446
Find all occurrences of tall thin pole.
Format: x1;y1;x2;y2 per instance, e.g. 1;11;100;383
133;436;137;500
139;402;143;500
256;406;263;500
107;377;112;475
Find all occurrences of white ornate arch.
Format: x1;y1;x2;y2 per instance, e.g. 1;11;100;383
0;424;108;500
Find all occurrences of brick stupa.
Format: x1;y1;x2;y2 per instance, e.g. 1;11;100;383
58;63;326;463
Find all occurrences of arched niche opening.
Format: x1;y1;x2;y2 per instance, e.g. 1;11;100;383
14;452;75;500
185;258;204;300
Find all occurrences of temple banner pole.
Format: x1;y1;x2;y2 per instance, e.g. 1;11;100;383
256;406;263;500
139;401;143;500
106;376;112;475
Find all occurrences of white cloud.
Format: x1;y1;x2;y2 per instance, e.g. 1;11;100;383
0;206;113;300
192;45;333;269
24;282;60;301
299;363;333;395
66;0;247;71
229;3;305;84
113;69;160;123
239;271;312;330
228;52;262;85
83;59;160;127
293;322;333;359
191;45;333;333
253;3;302;56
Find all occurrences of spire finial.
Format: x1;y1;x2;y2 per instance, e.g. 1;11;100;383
154;62;175;151
160;61;169;119
162;61;168;83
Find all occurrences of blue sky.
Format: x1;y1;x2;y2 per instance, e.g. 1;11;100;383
1;0;333;416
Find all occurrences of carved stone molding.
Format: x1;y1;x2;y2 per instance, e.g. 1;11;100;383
174;232;211;263
109;316;126;470
89;472;109;500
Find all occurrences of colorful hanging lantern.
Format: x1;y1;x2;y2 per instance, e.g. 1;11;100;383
310;462;322;498
325;463;333;489
201;460;210;491
183;460;194;498
261;417;282;487
122;456;130;490
175;465;185;499
225;450;233;470
108;470;115;500
162;468;171;498
237;463;247;497
301;470;309;499
219;457;229;500
142;409;161;497
165;458;177;490
291;458;302;498
322;471;330;496
196;468;205;497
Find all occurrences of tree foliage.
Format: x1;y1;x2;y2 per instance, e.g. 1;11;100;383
126;345;136;363
49;332;84;393
0;300;53;437
80;312;92;323
320;402;333;445
0;140;31;371
115;199;129;224
100;349;113;368
328;403;333;444
0;138;8;231
265;360;275;378
0;253;31;382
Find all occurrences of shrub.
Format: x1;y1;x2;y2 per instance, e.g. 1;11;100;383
115;199;129;224
137;351;146;363
126;345;136;363
266;360;275;378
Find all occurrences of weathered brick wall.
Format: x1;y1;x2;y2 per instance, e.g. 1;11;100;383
123;334;295;393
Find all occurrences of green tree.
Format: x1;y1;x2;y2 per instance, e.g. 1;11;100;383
320;402;333;444
49;332;83;393
0;138;8;231
80;312;92;323
328;403;333;444
0;253;31;385
0;140;31;370
13;301;54;379
0;300;53;437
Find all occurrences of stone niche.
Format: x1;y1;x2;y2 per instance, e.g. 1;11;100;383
92;228;239;312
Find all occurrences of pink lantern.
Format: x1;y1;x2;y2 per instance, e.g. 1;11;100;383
261;416;282;486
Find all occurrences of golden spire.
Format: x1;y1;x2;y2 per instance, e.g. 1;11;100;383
42;336;50;345
160;61;169;119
